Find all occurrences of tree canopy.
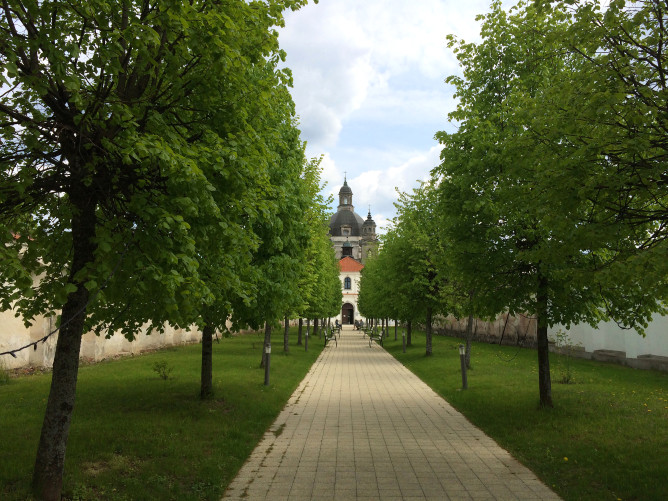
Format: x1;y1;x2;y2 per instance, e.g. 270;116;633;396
431;0;668;407
0;0;315;497
359;183;450;354
288;156;341;324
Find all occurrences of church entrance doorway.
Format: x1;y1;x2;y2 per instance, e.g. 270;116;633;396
342;303;354;324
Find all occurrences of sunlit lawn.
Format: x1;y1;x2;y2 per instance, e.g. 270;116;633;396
383;329;668;501
0;328;322;500
3;325;666;500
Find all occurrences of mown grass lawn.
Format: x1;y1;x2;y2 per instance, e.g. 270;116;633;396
0;328;322;501
383;329;668;501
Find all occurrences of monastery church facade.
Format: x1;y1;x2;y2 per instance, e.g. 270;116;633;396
328;178;377;324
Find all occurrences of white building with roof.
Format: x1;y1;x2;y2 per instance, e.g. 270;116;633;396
328;178;378;324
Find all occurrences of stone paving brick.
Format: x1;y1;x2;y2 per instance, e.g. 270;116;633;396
222;327;561;500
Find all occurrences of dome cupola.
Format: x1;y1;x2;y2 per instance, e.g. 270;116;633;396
338;176;353;208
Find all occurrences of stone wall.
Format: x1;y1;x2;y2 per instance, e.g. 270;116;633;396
552;316;668;371
423;311;668;372
432;313;538;347
0;309;202;370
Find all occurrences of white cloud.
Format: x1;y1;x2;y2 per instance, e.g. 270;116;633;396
353;87;455;126
281;3;381;150
323;144;442;229
316;152;341;199
299;103;341;149
281;0;518;229
281;0;504;150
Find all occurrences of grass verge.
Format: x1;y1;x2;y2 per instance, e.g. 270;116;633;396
382;329;668;501
0;328;322;500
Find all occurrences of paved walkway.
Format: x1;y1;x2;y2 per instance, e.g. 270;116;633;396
223;327;561;500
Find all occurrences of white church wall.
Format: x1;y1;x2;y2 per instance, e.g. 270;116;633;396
341;271;361;295
340;270;362;324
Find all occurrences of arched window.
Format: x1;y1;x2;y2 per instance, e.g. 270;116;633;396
344;277;351;290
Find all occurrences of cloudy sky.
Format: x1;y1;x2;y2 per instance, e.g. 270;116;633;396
278;0;515;231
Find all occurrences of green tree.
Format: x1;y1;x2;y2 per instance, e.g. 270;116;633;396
358;228;417;345
196;60;300;399
295;157;341;341
434;0;667;407
357;250;388;326
301;229;342;328
231;116;311;368
393;184;448;356
527;0;668;324
359;184;448;354
435;1;596;407
0;0;311;497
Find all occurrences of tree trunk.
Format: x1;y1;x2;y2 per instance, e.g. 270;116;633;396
465;313;474;370
537;274;553;408
314;318;319;338
200;323;215;399
407;319;412;346
297;318;303;346
425;306;433;356
260;322;272;368
283;315;289;353
33;192;97;501
394;320;397;340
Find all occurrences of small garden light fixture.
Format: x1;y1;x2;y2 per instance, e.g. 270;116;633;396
459;344;468;390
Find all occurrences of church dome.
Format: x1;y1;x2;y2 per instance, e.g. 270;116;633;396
330;177;365;237
329;209;365;236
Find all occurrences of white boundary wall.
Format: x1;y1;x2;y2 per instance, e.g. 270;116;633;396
0;309;201;370
552;315;668;359
433;311;667;368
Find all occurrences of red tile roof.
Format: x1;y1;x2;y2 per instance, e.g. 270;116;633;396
339;256;364;272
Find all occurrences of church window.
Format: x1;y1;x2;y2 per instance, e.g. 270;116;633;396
342;246;352;257
344;277;351;290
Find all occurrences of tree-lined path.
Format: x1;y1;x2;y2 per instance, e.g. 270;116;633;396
223;326;560;500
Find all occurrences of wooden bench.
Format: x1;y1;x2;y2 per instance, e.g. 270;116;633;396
368;330;383;347
324;328;337;347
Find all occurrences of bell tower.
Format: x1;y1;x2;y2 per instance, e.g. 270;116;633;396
338;175;353;211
